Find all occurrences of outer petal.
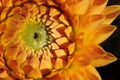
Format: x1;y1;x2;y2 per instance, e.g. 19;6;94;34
80;15;104;34
90;52;117;67
0;0;13;6
102;5;120;24
54;0;89;15
0;57;13;79
87;0;108;15
74;44;106;61
50;65;101;80
69;0;89;15
69;64;102;80
73;14;105;35
86;24;116;44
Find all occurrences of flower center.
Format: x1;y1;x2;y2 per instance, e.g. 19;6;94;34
21;21;49;50
0;2;75;79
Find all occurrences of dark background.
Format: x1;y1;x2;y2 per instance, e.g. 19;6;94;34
97;0;120;80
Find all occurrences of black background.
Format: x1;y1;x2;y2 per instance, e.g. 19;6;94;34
97;0;120;80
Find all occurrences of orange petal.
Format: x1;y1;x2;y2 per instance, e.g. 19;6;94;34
0;22;6;34
73;14;105;36
69;65;102;80
34;0;47;5
0;1;2;6
52;70;70;80
79;15;105;36
0;7;9;20
7;60;19;71
0;44;4;55
73;44;106;66
73;55;91;67
80;65;102;80
22;56;39;69
87;24;116;44
4;43;19;61
55;0;89;15
84;44;106;59
87;0;108;15
69;0;89;15
1;0;13;6
90;52;117;67
27;69;42;79
102;5;120;24
0;67;9;78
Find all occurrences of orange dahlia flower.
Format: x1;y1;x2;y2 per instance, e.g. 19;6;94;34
0;0;120;80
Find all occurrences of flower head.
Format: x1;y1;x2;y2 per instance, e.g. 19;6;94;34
0;0;120;80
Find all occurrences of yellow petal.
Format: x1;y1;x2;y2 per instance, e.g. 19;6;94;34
1;0;13;6
4;43;19;61
74;15;105;35
81;15;105;38
87;0;108;15
54;70;70;80
55;0;89;15
87;24;116;44
0;57;4;66
102;5;120;24
0;67;9;78
90;52;117;67
73;55;91;67
69;64;102;80
0;7;9;21
74;44;106;65
83;44;106;59
27;69;42;79
69;0;89;15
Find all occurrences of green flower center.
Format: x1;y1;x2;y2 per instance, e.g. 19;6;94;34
21;21;49;50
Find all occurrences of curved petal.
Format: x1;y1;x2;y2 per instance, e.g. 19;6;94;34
81;15;104;35
74;44;106;61
69;65;102;80
0;7;9;21
54;0;89;15
69;0;89;15
0;44;4;56
1;0;13;6
50;65;101;80
102;5;120;24
90;52;117;67
86;24;116;44
0;57;13;79
0;22;6;34
74;14;105;35
87;0;108;15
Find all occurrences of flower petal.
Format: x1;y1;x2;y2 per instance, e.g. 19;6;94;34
0;45;4;56
83;44;106;59
55;0;89;15
69;0;89;15
90;52;117;67
27;68;42;79
0;66;10;79
74;44;106;65
81;15;105;35
74;14;105;35
86;24;116;44
87;0;108;15
0;22;6;34
69;65;102;80
1;0;13;6
102;5;120;24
